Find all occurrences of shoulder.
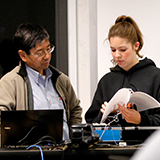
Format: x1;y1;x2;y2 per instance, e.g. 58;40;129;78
57;72;71;87
98;71;115;84
0;65;24;91
139;57;159;69
0;65;21;82
141;58;160;73
49;65;71;86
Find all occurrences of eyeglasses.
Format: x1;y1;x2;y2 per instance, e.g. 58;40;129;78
30;44;55;58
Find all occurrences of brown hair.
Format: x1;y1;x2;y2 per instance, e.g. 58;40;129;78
108;15;143;58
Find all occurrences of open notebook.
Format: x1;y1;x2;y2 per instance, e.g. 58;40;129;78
1;110;63;148
101;88;160;123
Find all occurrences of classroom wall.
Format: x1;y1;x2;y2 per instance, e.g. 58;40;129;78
68;0;160;122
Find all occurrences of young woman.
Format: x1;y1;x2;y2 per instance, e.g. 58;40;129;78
85;15;160;130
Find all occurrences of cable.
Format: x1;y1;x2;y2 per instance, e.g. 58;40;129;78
17;125;42;145
34;135;57;146
100;113;120;139
26;145;44;160
99;124;108;140
109;128;118;145
99;125;118;145
99;113;122;145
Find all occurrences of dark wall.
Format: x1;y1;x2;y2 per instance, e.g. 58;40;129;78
0;0;68;77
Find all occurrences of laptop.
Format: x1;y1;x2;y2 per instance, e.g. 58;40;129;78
1;110;63;148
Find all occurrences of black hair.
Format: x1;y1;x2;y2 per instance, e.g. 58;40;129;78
13;23;50;54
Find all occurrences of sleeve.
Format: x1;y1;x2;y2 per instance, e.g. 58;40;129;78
85;82;103;123
0;75;16;111
56;73;82;127
67;81;82;126
139;81;160;126
140;108;160;126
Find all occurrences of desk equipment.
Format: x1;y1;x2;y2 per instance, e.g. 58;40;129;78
94;126;121;142
69;123;99;148
69;123;160;148
93;123;160;145
1;110;63;148
1;122;159;160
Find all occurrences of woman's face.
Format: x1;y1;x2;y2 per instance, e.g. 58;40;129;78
110;36;140;71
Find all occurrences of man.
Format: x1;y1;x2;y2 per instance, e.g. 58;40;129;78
0;23;82;140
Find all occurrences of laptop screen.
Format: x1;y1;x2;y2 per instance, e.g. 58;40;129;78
1;110;63;147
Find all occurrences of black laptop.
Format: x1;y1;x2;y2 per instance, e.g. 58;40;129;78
1;110;63;148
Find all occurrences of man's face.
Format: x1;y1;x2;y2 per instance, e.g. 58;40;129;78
21;39;52;75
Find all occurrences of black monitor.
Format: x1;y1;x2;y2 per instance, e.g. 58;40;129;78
1;110;63;147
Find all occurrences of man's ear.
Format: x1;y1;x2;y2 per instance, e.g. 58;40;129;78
18;50;27;62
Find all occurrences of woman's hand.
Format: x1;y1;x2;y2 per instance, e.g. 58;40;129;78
100;101;119;114
100;101;108;114
117;103;141;125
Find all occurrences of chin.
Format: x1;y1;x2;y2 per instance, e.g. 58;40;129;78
43;63;49;68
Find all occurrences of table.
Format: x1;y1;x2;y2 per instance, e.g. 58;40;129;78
0;144;139;160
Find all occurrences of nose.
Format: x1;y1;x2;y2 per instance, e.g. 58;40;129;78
43;51;51;59
114;50;121;58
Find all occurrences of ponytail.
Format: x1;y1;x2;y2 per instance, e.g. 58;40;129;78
108;15;143;58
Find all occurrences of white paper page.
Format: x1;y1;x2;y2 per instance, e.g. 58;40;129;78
129;92;160;112
101;88;132;123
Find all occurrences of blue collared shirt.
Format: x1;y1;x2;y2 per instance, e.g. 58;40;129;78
26;65;69;140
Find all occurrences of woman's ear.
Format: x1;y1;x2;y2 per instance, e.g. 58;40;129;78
18;50;27;62
135;41;140;51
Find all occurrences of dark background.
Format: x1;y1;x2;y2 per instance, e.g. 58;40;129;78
0;0;68;77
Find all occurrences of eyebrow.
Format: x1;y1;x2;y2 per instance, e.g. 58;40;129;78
36;44;51;52
110;46;127;49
